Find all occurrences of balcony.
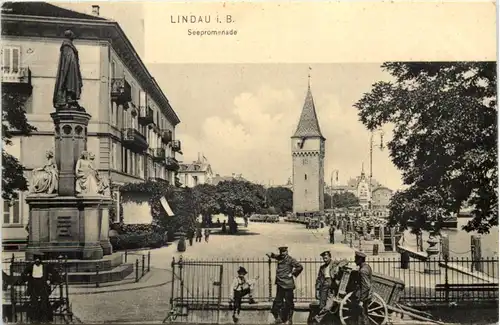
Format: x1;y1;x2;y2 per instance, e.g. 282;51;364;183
172;140;182;152
153;148;166;162
138;106;154;126
111;78;132;106
161;130;173;144
122;128;148;152
165;157;180;171
1;67;32;96
174;176;183;188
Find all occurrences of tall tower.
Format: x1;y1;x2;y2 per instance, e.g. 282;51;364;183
291;77;325;216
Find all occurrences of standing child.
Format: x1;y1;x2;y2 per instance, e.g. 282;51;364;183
204;228;210;242
230;266;258;323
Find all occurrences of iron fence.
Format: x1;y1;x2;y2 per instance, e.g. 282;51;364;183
170;256;499;308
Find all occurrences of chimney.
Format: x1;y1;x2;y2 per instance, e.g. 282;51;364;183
92;5;100;16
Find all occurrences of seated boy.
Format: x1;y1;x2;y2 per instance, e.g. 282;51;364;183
230;266;258;323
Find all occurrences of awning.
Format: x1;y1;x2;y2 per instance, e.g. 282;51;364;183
160;196;175;217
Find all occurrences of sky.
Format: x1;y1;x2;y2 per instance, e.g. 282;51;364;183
59;2;404;190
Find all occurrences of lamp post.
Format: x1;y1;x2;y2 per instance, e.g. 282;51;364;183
330;170;338;210
369;129;385;210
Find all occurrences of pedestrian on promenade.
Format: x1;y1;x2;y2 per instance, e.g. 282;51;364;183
313;251;348;324
266;247;303;325
222;220;227;233
21;252;59;323
187;228;195;246
353;250;372;325
229;266;258;323
196;228;203;243
204;228;210;242
329;225;336;244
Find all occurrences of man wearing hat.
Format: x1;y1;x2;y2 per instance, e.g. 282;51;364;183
313;251;348;324
353;250;372;325
230;266;258;323
266;247;303;324
21;252;59;323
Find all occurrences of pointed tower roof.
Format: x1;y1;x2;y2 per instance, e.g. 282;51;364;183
292;83;325;139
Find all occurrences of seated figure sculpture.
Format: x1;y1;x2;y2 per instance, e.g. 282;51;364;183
29;150;59;194
75;151;109;196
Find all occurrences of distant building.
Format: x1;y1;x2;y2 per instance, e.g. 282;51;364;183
178;153;213;187
211;173;247;186
291;81;325;216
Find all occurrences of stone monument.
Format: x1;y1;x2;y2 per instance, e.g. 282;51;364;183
25;30;113;260
424;222;441;274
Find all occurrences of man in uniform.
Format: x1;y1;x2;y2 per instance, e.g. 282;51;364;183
313;251;348;324
354;250;372;325
329;225;336;244
266;247;303;324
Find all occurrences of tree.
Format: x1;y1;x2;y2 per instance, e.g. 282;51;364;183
2;92;37;201
355;62;497;233
266;186;293;214
192;183;220;226
325;192;360;209
216;179;266;233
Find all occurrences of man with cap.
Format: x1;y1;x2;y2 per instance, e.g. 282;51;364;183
230;266;258;323
353;250;372;325
21;252;59;323
266;247;303;324
313;251;348;324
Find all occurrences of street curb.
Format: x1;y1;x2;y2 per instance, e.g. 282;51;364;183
70;280;171;295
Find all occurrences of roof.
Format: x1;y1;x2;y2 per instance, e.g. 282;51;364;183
1;2;106;20
1;2;180;126
372;186;393;193
179;162;211;173
292;85;324;139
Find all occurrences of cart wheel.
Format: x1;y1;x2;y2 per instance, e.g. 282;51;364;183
339;292;388;325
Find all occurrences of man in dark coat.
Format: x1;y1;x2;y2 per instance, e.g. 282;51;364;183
21;253;59;323
53;29;83;110
187;228;195;246
266;247;303;324
313;251;348;324
354;251;373;325
329;226;336;244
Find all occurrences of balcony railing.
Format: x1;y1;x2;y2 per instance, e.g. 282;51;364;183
139;106;154;126
161;130;173;144
122;128;148;151
172;140;181;152
1;67;32;95
153;148;166;162
165;157;180;171
111;78;132;106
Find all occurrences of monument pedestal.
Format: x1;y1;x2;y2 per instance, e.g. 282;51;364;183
25;195;113;261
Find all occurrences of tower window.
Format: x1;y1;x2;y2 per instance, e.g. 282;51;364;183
305;174;307;180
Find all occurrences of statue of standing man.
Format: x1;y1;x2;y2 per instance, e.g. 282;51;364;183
53;30;84;111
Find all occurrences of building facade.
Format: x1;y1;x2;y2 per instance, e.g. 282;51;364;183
1;3;182;246
178;153;214;187
291;83;325;216
210;173;247;186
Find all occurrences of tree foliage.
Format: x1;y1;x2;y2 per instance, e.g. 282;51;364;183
355;62;497;233
2;92;37;201
192;183;220;217
216;179;266;218
120;180;196;234
325;192;360;209
266;186;293;213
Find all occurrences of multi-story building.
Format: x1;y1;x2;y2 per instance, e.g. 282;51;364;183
1;2;182;247
178;153;214;187
291;82;325;216
211;173;247;186
371;186;393;218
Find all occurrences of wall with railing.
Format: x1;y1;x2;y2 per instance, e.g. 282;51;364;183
170;256;499;308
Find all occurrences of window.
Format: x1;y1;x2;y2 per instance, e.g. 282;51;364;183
303;158;308;165
2;46;21;74
3;199;20;225
111;60;116;79
304;174;307;180
122;147;128;174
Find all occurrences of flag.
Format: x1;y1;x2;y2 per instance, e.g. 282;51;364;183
160;196;175;217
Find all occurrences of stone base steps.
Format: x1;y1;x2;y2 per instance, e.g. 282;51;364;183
68;263;134;284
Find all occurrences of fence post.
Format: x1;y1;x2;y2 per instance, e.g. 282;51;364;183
179;256;184;305
267;257;272;302
9;258;16;322
96;265;100;288
444;255;449;304
148;251;151;272
135;259;139;282
471;235;482;272
170;257;176;310
142;254;146;277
